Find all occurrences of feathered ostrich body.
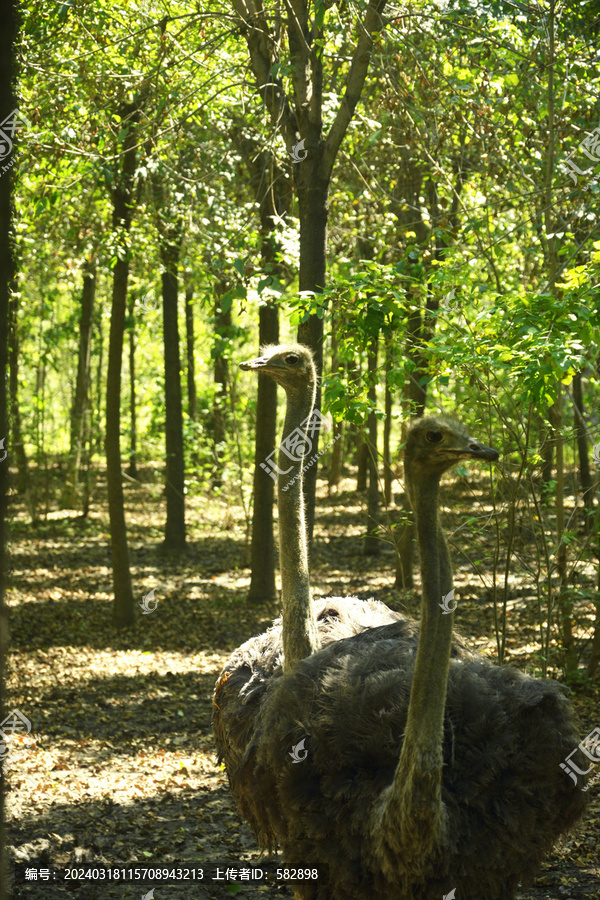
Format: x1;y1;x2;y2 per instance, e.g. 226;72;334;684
213;344;430;840
213;345;587;899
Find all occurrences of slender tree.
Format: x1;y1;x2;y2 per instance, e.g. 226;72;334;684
106;101;140;628
235;139;291;603
152;173;186;553
126;290;137;478
7;276;28;495
364;335;380;555
328;312;344;492
65;256;96;507
184;284;197;423
212;283;231;484
383;335;394;506
572;371;593;517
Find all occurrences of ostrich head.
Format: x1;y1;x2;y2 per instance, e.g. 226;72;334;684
405;415;499;479
239;344;316;393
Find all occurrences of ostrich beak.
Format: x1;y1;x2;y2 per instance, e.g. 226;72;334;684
240;354;270;371
462;440;499;462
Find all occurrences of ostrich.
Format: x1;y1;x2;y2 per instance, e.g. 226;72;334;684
240;415;587;899
214;344;423;839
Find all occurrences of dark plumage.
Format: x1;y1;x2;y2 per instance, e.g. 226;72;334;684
250;625;586;899
213;596;408;846
213;348;587;899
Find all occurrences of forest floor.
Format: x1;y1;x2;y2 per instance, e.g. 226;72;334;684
3;465;600;899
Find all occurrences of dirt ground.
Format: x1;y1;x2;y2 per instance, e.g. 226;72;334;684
4;470;600;899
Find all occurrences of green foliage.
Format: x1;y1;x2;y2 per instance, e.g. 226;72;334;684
11;0;600;668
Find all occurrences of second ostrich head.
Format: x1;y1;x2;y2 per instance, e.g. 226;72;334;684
240;344;319;672
405;414;499;479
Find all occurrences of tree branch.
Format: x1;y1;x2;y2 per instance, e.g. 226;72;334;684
324;0;387;175
231;0;298;143
285;0;312;127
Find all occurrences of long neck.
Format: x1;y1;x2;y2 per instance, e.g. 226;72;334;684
377;463;453;873
279;380;319;673
438;517;453;597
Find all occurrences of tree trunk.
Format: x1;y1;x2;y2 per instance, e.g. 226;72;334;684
395;509;415;591
161;248;186;553
65;257;96;505
248;302;279;603
346;358;367;491
328;310;344;492
0;2;16;893
8;277;28;493
587;555;600;678
572;371;593;517
395;286;437;589
553;391;576;671
329;421;344;492
383;335;394;505
127;290;137;478
107;254;135;628
232;141;290;604
392;292;430;588
150;169;187;554
404;301;428;418
364;336;379;555
395;417;416;591
213;287;231;485
356;437;368;491
184;284;197;422
539;413;554;486
106;103;139;630
86;302;104;517
296;168;329;548
35;312;50;517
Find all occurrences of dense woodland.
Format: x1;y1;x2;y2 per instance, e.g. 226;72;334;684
1;0;600;898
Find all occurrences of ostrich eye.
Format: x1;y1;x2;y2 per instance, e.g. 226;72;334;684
426;431;443;444
284;354;300;365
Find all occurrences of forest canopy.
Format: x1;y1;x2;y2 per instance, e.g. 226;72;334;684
2;1;600;898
